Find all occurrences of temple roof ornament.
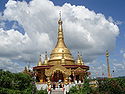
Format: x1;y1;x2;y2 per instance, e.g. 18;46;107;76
49;12;74;62
80;54;84;65
76;52;83;65
44;51;48;65
45;64;71;76
37;55;42;66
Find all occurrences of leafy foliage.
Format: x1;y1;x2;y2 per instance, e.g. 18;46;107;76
98;78;125;94
69;77;125;94
69;77;93;94
0;70;47;94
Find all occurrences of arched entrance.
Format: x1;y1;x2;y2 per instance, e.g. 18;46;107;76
51;70;64;82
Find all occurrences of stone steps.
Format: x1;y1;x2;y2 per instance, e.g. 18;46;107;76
51;88;64;94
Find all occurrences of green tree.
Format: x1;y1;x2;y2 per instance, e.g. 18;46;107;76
97;78;125;94
0;70;47;94
69;77;93;94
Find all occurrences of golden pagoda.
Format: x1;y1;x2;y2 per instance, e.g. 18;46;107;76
33;13;89;84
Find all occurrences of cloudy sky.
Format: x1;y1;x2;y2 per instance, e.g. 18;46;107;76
0;0;125;77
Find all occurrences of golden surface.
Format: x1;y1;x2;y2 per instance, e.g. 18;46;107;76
76;52;84;65
74;67;86;72
49;16;74;65
37;55;42;66
45;64;71;76
43;51;48;65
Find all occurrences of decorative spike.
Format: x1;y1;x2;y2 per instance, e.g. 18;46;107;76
37;55;42;66
77;51;80;60
44;51;48;65
106;50;109;57
77;51;81;65
59;11;61;20
80;54;84;65
45;51;48;60
106;50;111;78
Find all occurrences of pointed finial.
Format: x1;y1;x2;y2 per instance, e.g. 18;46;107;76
45;51;48;60
106;50;109;57
77;51;81;65
44;51;48;65
58;11;62;25
80;54;84;65
78;51;80;57
59;11;61;20
77;51;81;60
38;54;42;66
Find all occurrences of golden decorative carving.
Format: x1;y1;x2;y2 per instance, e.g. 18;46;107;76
74;67;86;72
45;65;71;76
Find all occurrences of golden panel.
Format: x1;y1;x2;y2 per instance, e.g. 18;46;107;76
45;64;71;76
74;67;86;72
48;60;75;65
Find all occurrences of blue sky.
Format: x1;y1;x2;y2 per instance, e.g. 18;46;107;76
0;0;125;77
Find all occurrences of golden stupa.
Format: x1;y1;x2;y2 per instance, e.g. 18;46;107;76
33;13;89;84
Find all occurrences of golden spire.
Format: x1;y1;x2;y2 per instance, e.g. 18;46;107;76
106;50;111;78
49;12;74;63
76;52;83;65
37;55;42;66
44;51;48;65
56;11;66;48
80;54;84;65
76;52;81;65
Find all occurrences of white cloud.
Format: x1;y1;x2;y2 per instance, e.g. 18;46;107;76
108;16;122;25
123;53;125;58
0;22;5;28
0;57;23;73
120;49;124;54
0;0;120;72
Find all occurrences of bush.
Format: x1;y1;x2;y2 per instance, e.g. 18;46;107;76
0;70;47;94
69;78;125;94
97;78;125;94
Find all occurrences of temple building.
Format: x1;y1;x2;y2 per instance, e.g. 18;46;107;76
33;14;89;84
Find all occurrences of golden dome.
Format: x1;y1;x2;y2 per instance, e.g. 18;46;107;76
49;13;74;63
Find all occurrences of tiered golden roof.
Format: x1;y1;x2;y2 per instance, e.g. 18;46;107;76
48;13;74;65
37;13;86;66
